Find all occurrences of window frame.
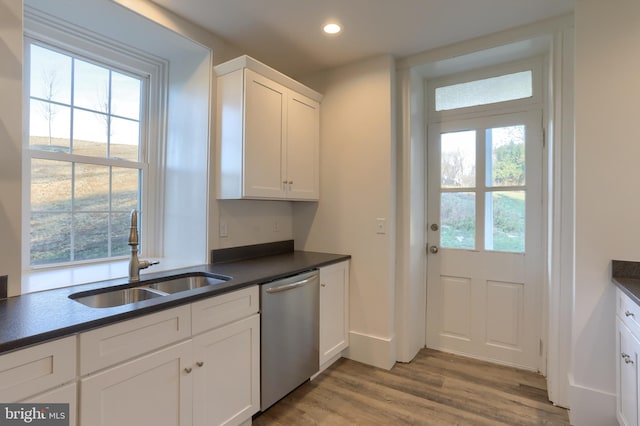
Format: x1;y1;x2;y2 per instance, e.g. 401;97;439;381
22;12;167;271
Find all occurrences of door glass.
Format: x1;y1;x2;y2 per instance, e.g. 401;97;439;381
441;192;476;250
441;130;476;188
485;191;525;252
486;125;525;187
440;130;477;250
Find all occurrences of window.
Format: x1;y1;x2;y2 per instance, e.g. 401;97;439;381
435;70;533;111
25;37;153;268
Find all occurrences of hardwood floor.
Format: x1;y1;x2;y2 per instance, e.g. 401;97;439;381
253;348;570;425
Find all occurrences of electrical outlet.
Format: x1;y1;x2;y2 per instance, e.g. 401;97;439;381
219;221;228;238
273;221;279;233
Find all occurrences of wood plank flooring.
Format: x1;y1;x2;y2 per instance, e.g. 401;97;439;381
253;348;570;425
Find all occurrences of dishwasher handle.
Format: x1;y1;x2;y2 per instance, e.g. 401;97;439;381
265;275;318;293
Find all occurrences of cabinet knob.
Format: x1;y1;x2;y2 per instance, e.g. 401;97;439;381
184;367;192;374
196;361;204;367
288;181;293;185
625;310;635;318
321;283;326;287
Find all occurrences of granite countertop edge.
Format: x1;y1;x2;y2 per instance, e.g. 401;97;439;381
0;249;350;355
612;259;640;307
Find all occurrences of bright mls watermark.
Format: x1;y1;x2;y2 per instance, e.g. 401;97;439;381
0;404;69;425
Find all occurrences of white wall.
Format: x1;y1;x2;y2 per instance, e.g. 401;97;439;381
0;0;23;297
294;55;397;369
572;0;640;424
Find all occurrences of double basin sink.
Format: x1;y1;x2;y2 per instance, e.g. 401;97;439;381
70;274;230;308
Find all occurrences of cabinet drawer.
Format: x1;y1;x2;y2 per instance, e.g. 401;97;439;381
79;305;191;375
618;288;640;337
0;336;76;402
192;286;259;335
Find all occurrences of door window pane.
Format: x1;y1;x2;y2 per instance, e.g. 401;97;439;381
441;130;476;188
485;191;525;253
441;192;475;250
487;125;525;187
435;71;532;111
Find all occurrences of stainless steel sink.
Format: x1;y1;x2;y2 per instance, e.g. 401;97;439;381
72;287;164;308
70;274;230;308
147;275;227;294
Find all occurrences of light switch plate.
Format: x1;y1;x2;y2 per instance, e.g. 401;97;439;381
376;218;386;235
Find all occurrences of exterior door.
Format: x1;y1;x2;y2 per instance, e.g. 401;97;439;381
426;111;543;371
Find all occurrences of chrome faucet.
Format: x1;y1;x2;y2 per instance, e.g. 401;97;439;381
128;209;158;281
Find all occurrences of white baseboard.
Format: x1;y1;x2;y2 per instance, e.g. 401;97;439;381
568;380;616;426
344;331;396;370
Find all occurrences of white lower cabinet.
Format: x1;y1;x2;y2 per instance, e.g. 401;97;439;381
617;318;640;426
193;314;260;426
79;285;260;426
616;288;640;426
0;335;78;425
80;341;193;426
319;261;350;370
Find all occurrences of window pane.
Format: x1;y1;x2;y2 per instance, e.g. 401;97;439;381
74;212;109;261
485;191;525;253
74;163;109;211
31;212;71;265
74;59;110;112
31;159;71;211
441;130;476;188
111;212;131;257
111;71;141;120
110;117;140;161
30;44;71;105
435;71;532;111
487;125;525;187
29;100;71;152
73;109;108;157
441;192;475;250
111;167;139;210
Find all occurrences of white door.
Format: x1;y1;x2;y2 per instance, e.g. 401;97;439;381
426;111;543;371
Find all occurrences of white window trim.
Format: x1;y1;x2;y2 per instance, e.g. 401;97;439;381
22;8;168;275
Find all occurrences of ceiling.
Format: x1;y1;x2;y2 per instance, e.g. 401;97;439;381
150;0;575;77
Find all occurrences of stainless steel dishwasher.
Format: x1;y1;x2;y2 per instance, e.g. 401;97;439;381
260;269;319;411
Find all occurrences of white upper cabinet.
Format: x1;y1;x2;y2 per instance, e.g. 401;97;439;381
216;56;321;201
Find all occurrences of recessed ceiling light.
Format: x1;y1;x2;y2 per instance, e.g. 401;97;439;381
323;23;342;35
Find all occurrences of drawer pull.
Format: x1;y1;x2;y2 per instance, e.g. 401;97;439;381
626;357;635;365
196;361;204;367
184;367;192;374
625;310;635;318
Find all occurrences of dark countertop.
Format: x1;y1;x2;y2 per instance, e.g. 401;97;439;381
0;249;349;355
612;260;640;306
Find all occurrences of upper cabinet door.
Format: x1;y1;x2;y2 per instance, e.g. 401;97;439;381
216;55;322;201
286;93;319;200
243;69;287;199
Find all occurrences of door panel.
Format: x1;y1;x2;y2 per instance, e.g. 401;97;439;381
426;111;542;370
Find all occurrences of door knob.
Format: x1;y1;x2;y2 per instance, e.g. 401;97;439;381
429;245;439;254
430;223;439;231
